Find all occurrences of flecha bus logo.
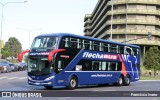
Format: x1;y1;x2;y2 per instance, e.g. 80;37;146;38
82;52;118;60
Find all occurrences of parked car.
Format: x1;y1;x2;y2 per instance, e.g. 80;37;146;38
0;65;3;73
0;63;12;73
9;63;18;71
17;62;27;71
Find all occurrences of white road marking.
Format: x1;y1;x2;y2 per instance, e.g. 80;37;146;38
18;77;27;79
0;76;27;80
7;77;18;79
58;97;72;100
0;77;7;79
25;85;33;87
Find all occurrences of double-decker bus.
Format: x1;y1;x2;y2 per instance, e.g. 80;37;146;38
18;33;140;89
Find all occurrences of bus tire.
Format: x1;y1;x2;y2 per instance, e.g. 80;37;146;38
124;75;130;86
44;86;53;90
67;76;78;90
117;75;124;86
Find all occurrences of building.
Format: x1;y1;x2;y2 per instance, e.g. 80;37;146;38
0;40;4;48
84;0;160;63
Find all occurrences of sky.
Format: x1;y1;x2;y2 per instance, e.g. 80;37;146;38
0;0;97;50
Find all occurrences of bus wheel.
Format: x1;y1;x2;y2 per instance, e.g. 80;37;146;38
117;76;123;86
68;76;78;90
44;86;53;90
124;75;130;86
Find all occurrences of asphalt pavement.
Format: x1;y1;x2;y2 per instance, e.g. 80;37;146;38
0;71;160;100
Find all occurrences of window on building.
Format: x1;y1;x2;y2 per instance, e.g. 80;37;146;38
136;15;145;19
137;5;146;9
146;26;155;30
128;5;137;9
136;25;145;30
147;5;156;10
128;25;136;29
147;15;155;20
128;15;136;19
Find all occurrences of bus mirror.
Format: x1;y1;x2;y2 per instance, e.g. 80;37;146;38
18;50;30;62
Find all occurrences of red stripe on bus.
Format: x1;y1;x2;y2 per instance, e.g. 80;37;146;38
48;49;66;62
18;50;30;62
118;54;127;77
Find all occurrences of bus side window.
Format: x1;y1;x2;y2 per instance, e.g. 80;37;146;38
110;62;117;71
77;39;82;49
133;48;138;56
83;40;90;50
102;62;107;70
58;60;64;72
61;37;69;48
125;46;133;55
137;48;140;55
93;41;100;51
103;43;109;52
92;61;100;71
117;62;122;71
106;62;110;71
118;46;124;54
83;62;90;71
70;37;77;49
110;44;117;53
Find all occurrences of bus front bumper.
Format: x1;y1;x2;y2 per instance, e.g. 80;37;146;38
28;81;52;85
28;76;54;86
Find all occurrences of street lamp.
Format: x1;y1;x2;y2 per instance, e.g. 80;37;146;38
16;28;42;49
0;1;27;58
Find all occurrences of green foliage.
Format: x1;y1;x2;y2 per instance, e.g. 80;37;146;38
1;47;10;59
3;37;22;58
143;46;160;71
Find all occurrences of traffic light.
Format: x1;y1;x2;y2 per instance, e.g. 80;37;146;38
148;32;152;40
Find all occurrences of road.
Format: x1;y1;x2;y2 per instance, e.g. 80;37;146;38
0;71;160;100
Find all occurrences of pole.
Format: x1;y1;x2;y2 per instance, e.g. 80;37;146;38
16;28;42;49
110;0;113;40
125;0;128;43
0;1;27;59
0;4;4;58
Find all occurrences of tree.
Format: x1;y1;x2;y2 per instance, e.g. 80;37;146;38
143;46;160;77
1;47;10;59
4;37;22;58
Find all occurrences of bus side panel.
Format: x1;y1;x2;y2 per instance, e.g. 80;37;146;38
121;54;140;82
64;72;121;85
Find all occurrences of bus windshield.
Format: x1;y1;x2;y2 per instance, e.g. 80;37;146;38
31;36;58;51
28;57;54;75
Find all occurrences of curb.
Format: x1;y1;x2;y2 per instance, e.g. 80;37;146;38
139;80;160;81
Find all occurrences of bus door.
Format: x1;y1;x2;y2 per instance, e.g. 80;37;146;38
54;53;70;84
125;46;139;80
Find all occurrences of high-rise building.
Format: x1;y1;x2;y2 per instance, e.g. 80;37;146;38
84;0;160;62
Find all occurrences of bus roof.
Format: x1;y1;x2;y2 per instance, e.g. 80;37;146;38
36;33;140;48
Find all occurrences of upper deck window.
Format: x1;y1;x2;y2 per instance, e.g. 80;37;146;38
31;36;58;50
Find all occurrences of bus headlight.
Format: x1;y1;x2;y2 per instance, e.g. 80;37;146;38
44;76;55;81
28;76;32;80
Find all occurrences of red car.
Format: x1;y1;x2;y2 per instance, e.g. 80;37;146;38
0;63;12;73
